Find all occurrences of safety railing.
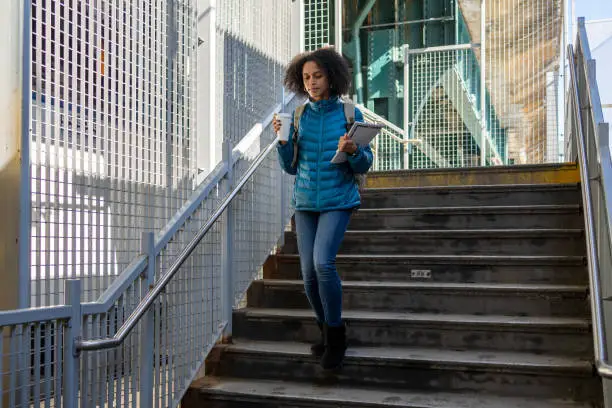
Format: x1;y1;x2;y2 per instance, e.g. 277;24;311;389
402;43;504;170
0;93;299;407
566;17;612;383
0;307;70;407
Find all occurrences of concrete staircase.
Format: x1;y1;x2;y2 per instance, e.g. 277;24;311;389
183;164;603;407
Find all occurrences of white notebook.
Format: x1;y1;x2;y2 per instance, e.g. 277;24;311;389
331;122;383;164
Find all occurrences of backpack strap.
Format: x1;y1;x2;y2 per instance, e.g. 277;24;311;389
293;104;306;134
343;100;355;132
342;100;367;190
291;103;307;168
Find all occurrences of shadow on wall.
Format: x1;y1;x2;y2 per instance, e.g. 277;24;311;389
220;33;289;150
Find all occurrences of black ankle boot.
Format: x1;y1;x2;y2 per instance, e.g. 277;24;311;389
311;321;325;357
321;323;346;370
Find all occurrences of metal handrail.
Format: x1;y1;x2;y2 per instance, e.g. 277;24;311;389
78;133;283;351
567;44;612;378
404;42;477;55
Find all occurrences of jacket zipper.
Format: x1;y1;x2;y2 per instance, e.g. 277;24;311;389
316;111;323;209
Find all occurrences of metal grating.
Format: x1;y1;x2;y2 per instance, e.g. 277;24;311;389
30;0;199;306
0;319;66;407
216;0;294;149
407;47;489;169
484;0;564;164
304;0;330;51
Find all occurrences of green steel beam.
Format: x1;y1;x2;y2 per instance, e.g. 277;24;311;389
353;0;377;103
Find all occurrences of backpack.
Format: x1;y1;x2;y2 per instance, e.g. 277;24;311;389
291;100;368;189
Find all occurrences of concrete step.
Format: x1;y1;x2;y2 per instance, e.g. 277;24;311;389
348;205;582;230
206;340;600;402
360;184;581;209
233;308;593;356
280;229;587;256
265;254;588;285
247;280;589;317
365;163;580;189
184;377;595;408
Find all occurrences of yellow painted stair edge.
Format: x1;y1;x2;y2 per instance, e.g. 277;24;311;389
365;163;580;188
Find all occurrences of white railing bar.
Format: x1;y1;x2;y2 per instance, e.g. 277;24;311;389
568;43;612;379
154;161;230;255
232;123;265;164
77;132;284;351
232;97;296;165
357;103;406;134
358;104;420;145
0;305;72;326
81;255;148;316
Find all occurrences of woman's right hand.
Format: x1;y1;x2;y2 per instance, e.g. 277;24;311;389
273;118;281;133
273;118;288;145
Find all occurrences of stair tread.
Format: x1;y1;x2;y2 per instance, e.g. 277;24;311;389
356;204;581;213
362;183;580;193
276;253;585;264
238;308;590;328
333;228;584;235
260;279;588;293
193;377;591;407
223;340;593;373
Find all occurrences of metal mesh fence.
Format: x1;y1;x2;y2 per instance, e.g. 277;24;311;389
0;320;66;408
406;46;491;169
80;311;142;407
216;0;294;149
30;0;199;306
304;0;330;51
484;0;564;165
232;100;300;306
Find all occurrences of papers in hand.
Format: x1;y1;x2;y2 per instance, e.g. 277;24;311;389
331;121;383;164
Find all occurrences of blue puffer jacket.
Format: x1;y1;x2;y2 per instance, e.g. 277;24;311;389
277;97;373;212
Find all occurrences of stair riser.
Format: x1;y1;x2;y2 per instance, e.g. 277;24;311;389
281;233;587;256
348;212;582;230
211;352;601;401
182;396;356;408
247;283;589;317
233;314;593;357
361;189;581;209
268;258;588;285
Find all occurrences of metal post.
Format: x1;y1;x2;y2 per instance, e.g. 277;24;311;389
334;0;343;54
403;45;411;170
196;0;217;179
480;0;487;167
19;0;32;308
352;0;377;104
299;0;305;52
63;280;82;408
221;141;234;340
139;232;156;407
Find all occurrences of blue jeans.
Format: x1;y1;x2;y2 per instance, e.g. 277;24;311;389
294;210;352;327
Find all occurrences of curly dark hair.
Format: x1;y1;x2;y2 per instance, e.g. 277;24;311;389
284;47;351;98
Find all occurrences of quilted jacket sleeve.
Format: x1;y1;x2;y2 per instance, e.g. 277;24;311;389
276;112;297;175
